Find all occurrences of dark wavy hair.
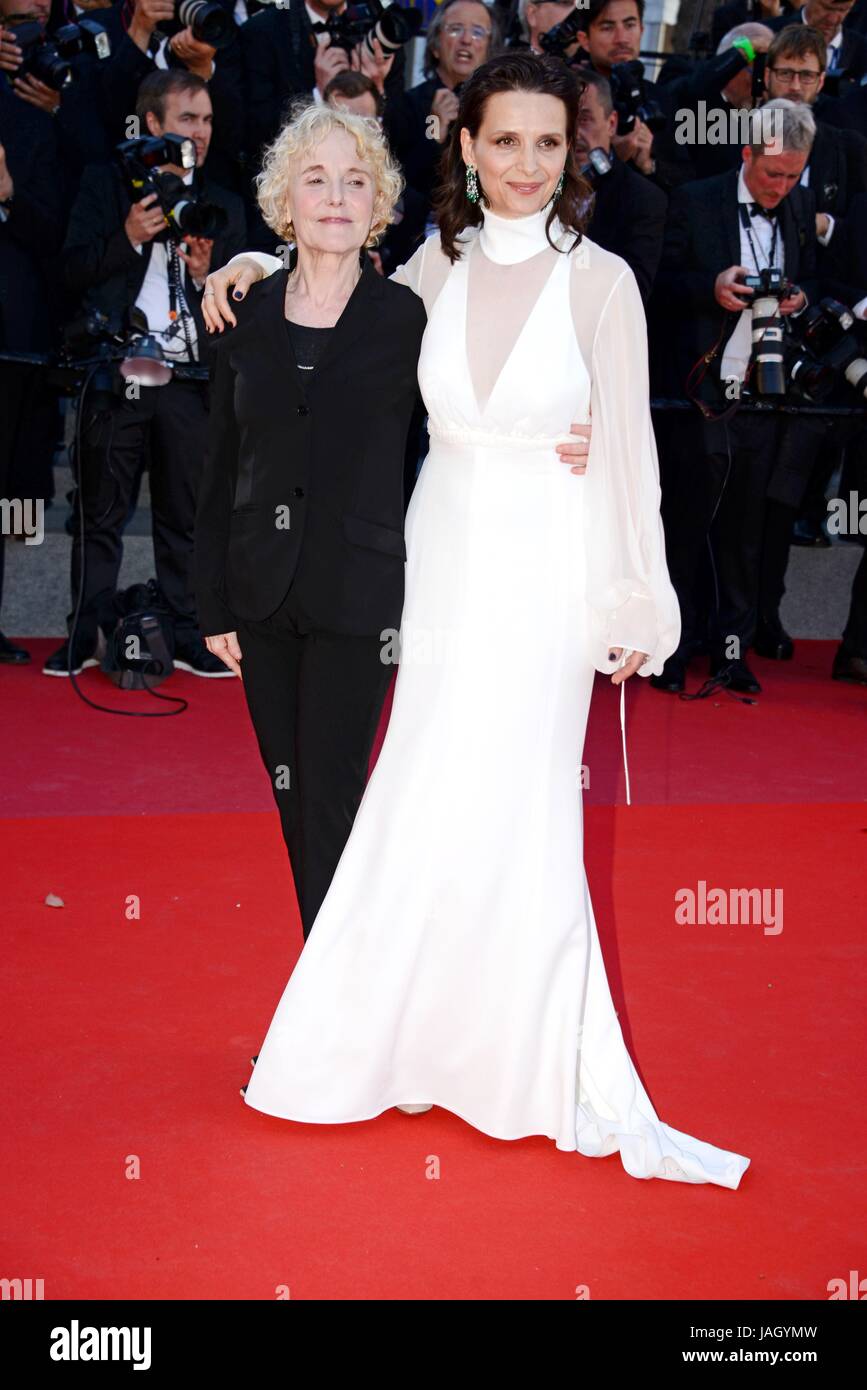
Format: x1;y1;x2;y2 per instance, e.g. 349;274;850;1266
431;52;593;263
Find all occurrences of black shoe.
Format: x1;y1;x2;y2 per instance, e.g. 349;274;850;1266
753;615;794;661
173;639;236;678
42;636;100;676
650;654;686;693
240;1084;247;1098
710;656;762;693
0;631;30;664
832;648;867;684
792;518;831;548
251;1055;259;1067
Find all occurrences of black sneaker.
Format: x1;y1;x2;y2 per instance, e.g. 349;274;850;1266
173;639;236;678
0;631;30;664
43;636;100;676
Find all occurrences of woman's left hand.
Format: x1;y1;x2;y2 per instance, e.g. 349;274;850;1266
557;419;591;474
610;649;651;684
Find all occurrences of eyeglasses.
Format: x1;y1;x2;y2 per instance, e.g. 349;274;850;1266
443;23;491;41
768;67;823;85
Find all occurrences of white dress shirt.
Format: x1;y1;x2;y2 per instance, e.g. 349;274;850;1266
130;168;202;369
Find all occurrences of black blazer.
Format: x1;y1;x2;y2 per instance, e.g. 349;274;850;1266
0;84;64;353
585;154;668;304
193;254;427;638
650;167;819;402
823;189;867;306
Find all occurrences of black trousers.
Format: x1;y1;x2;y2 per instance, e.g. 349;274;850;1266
0;361;58;614
235;584;394;939
842;546;867;657
68;376;208;647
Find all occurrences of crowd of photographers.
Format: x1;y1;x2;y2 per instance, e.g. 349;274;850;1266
1;0;866;694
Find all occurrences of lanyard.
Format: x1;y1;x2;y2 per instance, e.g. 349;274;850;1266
740;202;780;275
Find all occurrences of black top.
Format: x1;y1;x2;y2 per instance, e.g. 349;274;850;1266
284;317;333;374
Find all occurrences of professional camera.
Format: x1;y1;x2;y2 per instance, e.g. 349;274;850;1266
11;18;110;90
538;8;585;60
579;147;615;186
743;267;794;396
115;135;228;243
609;61;667;137
156;1;236;50
786;299;867;403
310;0;422;60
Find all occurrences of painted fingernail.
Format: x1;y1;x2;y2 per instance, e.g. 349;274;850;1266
608;651;617;661
232;290;244;300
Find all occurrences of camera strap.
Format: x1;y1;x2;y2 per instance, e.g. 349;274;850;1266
740;202;780;275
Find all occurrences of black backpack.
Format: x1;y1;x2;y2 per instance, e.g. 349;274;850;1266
101;580;176;690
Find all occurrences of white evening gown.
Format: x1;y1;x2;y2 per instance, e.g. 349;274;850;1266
238;208;750;1189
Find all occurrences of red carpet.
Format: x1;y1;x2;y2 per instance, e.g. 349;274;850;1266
2;639;865;1299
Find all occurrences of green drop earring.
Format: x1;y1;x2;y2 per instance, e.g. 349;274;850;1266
551;171;565;203
465;162;479;204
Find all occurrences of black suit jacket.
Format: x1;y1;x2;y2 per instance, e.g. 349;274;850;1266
817;83;867;140
62;161;247;358
0;83;64;352
383;76;447;207
586;154;668;303
823;189;867;306
650;167;819;402
193;254;427;638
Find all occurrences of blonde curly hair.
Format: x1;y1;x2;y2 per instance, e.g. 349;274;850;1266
255;102;404;248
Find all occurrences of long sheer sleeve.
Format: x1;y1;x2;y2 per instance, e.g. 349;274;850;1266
580;260;681;678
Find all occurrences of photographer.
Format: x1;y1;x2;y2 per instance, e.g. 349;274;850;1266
769;0;867;92
574;0;663;179
657;23;775;185
510;0;582;57
821;189;867;685
574;66;667;301
241;0;407;173
650;99;820;694
0;0;119;197
0;71;64;665
764;24;867;256
45;69;246;678
382;0;500;227
99;0;246;197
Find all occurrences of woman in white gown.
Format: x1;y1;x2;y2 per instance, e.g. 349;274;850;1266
205;55;750;1189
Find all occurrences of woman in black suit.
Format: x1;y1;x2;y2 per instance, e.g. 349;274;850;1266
195;103;591;943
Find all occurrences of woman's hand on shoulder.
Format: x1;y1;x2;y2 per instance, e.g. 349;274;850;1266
202;258;267;334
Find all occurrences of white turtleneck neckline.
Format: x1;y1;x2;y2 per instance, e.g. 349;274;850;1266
477;203;564;265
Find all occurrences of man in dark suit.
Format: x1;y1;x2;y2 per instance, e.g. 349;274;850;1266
0;79;64;664
242;0;406;172
194;250;427;937
383;0;498;231
765;22;867;257
574;66;667;301
574;0;673;186
769;0;867;92
45;68;247;677
818;189;867;686
650;98;820;693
